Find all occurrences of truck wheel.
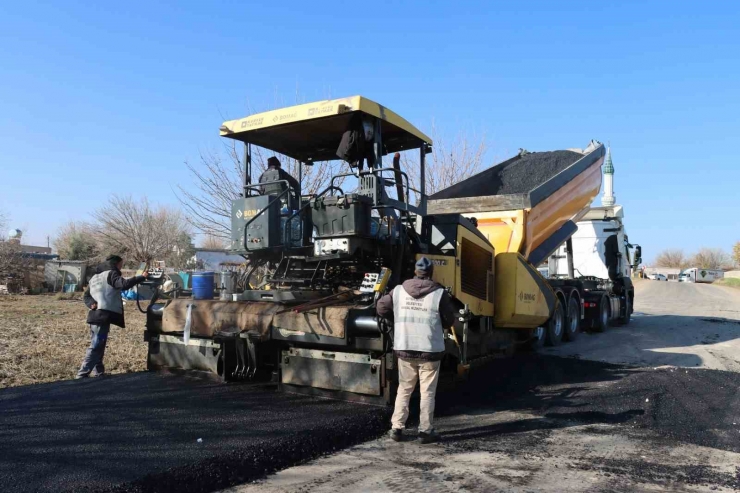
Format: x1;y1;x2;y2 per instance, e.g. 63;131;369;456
592;296;609;332
525;326;545;351
545;301;565;346
618;293;631;325
563;296;580;341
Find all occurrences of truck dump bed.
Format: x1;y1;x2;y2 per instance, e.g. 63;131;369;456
428;141;605;265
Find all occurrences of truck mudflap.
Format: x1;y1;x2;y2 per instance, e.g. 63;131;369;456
280;348;382;396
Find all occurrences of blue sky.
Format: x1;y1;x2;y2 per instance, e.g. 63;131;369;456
0;1;738;262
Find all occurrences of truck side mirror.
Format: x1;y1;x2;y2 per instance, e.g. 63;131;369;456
634;246;642;267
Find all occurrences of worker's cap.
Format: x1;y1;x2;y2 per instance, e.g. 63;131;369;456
267;156;281;168
106;255;123;264
415;257;433;276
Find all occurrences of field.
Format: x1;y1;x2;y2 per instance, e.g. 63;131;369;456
0;294;147;388
716;277;740;288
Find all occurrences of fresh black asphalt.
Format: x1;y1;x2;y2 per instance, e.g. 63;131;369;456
2;355;740;492
0;372;389;493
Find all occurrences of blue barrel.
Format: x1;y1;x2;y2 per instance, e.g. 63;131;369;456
192;272;215;300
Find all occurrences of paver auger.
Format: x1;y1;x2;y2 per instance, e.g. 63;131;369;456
145;96;627;404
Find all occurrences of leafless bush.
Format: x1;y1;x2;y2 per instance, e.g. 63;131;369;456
0;240;33;291
690;248;731;270
54;221;100;261
93;196;190;264
201;235;227;250
654;249;688;269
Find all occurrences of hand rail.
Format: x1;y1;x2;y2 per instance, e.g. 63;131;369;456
330;168;421;204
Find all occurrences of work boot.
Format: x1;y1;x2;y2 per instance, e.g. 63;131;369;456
418;430;440;444
74;374;89;380
389;428;403;442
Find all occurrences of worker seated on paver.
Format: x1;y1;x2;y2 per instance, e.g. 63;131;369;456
259;156;300;210
376;257;457;444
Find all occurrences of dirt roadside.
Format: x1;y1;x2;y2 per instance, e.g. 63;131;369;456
224;281;740;493
0;294;147;388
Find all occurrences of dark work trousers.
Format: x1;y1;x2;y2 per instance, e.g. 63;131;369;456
76;324;110;378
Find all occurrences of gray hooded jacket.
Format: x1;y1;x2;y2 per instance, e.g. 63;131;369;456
376;276;457;361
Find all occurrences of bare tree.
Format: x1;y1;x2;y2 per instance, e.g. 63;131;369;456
54;221;100;261
178;138;350;240
690;248;731;270
0;240;33;291
654;249;688;268
403;122;488;200
201;234;227;250
93;196;190;264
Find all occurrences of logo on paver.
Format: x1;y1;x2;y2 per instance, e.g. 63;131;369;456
519;291;536;302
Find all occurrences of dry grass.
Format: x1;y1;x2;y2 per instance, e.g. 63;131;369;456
716;278;740;289
0;294;147;388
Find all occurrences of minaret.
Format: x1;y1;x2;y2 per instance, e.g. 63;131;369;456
601;144;615;207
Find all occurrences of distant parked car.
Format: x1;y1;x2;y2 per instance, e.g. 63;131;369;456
649;273;668;281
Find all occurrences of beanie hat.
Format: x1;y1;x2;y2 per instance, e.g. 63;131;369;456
415;257;433;277
267;156;281;168
106;255;123;264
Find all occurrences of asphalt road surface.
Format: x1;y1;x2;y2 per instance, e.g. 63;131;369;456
225;281;740;493
0;374;389;493
2;281;740;492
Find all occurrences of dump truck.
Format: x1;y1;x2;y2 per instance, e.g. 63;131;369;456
427;145;637;346
144;96;638;404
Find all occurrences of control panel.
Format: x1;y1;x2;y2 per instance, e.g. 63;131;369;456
360;267;392;293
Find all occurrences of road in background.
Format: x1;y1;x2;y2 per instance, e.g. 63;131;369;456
544;280;740;371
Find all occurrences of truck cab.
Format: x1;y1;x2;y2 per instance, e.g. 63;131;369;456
549;205;639;281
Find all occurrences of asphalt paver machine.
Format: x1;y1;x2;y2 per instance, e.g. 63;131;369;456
145;96;624;404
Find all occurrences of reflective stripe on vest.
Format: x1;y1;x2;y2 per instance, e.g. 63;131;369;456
392;285;445;353
89;270;123;314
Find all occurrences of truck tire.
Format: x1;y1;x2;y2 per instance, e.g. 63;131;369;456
564;296;580;341
592;296;609;333
545;300;565;346
618;293;632;325
524;326;545;351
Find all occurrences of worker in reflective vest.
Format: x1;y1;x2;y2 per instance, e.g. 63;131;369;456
76;255;148;379
376;257;456;444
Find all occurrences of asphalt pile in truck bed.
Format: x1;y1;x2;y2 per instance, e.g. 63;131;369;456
430;149;583;199
496;150;583;195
